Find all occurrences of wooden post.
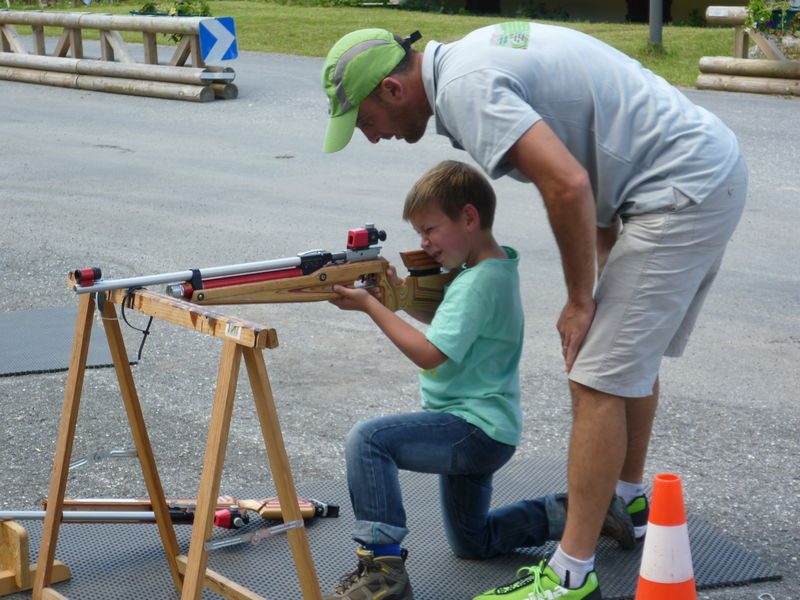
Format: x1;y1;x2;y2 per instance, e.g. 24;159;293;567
0;24;26;53
734;26;750;58
749;30;789;61
170;36;192;67
32;293;95;599
143;32;158;65
0;521;30;592
244;349;323;600
189;34;204;68
67;28;82;59
100;30;134;63
100;300;183;592
0;521;70;596
32;25;46;55
99;30;114;62
53;31;70;58
180;340;242;600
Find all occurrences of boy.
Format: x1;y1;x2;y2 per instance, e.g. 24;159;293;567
326;161;630;600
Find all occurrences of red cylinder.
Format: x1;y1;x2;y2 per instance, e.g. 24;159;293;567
73;267;102;283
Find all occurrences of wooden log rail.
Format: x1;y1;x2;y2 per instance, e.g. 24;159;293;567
699;6;798;96
0;10;238;101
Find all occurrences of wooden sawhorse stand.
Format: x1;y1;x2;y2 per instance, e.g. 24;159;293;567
32;288;323;599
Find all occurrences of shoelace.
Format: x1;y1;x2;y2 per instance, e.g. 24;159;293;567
334;557;378;593
494;563;546;595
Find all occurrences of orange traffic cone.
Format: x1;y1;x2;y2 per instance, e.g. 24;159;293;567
634;473;696;599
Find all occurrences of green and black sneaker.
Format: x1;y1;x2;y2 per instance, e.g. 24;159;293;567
626;494;649;543
552;494;636;550
472;560;601;599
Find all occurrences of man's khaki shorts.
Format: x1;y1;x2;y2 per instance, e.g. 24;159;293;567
569;156;748;398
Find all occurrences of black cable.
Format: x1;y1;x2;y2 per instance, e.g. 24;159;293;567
121;287;154;361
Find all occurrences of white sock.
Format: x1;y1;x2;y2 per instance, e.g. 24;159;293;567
616;479;646;505
548;545;594;589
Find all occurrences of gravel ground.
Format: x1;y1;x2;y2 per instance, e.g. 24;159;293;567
0;41;798;599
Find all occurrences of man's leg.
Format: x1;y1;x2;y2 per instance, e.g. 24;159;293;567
619;378;658;483
616;379;658;540
559;381;627;560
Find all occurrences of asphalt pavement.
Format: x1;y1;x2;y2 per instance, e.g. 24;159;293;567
0;40;798;599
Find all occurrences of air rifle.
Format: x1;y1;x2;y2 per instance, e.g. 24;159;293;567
70;224;458;313
6;495;338;529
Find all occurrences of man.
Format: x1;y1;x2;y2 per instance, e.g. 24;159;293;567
321;23;747;600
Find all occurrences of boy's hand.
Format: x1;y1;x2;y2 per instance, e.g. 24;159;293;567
384;264;404;288
329;284;376;312
370;264;405;304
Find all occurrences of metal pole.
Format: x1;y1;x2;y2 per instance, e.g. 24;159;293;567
649;0;663;49
0;510;168;522
73;256;303;294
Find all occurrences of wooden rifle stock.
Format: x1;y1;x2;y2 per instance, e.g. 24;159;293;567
188;249;459;313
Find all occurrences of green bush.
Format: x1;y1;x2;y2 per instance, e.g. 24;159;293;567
135;0;210;16
745;0;799;37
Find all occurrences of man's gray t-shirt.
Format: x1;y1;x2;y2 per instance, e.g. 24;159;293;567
421;22;740;226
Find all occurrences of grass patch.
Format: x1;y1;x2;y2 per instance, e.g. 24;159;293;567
6;0;737;87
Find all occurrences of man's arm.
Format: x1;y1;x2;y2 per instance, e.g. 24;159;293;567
506;120;596;371
329;285;446;370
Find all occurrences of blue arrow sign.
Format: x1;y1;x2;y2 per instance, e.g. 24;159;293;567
199;17;238;63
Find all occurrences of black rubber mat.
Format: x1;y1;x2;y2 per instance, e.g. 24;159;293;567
4;459;779;599
0;306;134;377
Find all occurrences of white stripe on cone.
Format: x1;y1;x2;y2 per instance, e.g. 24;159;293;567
639;522;694;583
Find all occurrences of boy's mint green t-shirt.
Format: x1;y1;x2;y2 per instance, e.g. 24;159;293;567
421;247;524;446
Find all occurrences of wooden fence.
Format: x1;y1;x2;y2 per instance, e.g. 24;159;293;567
0;10;238;101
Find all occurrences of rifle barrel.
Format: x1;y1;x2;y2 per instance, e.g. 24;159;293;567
73;256;303;294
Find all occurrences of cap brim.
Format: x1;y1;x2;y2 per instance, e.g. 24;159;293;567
323;108;359;153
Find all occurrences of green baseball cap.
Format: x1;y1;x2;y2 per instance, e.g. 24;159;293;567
321;29;421;153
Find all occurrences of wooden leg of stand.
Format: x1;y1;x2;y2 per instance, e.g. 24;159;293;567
0;521;30;592
243;348;322;600
33;293;95;599
100;301;183;592
0;521;70;597
181;341;242;600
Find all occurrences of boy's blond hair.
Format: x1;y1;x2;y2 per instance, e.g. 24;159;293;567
403;160;496;230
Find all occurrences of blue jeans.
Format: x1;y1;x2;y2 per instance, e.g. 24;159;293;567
345;411;560;559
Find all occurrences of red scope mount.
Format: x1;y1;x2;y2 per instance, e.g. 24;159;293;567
347;224;387;251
